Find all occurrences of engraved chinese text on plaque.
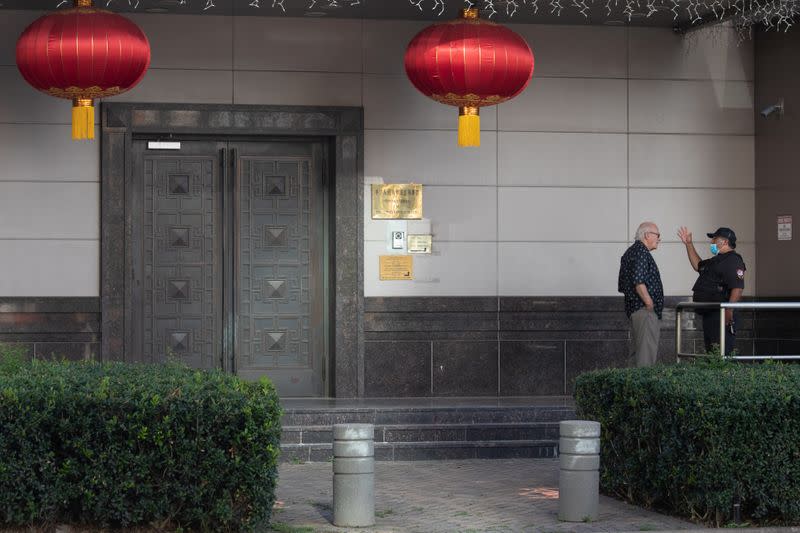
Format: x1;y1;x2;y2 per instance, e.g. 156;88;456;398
371;184;423;219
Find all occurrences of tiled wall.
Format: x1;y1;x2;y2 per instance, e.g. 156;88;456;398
364;23;756;298
0;11;755;301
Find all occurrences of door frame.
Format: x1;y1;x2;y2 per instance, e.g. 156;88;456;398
101;103;364;398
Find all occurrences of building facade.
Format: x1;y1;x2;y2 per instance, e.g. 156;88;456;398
1;7;794;398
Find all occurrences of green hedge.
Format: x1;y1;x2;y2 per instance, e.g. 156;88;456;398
575;362;800;525
0;360;282;531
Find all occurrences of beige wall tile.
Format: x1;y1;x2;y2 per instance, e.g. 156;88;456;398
129;14;233;70
110;69;233;104
629;188;755;243
234;16;362;72
365;130;497;186
500;242;627;296
630;134;754;188
0;240;98;297
629;80;754;134
0;183;98;239
499;132;627;186
423;186;497;242
499;188;628;241
0;124;99;181
498;77;627;132
234;71;361;106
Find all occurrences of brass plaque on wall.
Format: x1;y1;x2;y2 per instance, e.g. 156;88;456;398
408;234;432;254
379;255;413;280
371;183;423;219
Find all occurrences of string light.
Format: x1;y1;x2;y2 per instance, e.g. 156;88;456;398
54;0;800;33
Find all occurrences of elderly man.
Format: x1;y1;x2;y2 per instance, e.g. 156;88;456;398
618;222;664;367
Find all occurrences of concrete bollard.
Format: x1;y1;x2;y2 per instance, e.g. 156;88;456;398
558;420;601;522
332;423;375;527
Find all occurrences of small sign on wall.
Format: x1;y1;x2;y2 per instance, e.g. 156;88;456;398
778;215;792;241
379;255;413;280
408;234;432;254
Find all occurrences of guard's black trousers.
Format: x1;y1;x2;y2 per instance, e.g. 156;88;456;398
700;310;736;355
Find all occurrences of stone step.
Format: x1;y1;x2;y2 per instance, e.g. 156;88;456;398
282;422;560;445
281;440;559;463
281;406;575;426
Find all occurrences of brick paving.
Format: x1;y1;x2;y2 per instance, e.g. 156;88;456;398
268;459;703;533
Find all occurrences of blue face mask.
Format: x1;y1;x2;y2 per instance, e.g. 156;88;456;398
710;243;719;255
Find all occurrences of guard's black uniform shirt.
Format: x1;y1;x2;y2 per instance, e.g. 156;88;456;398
692;251;746;354
692;251;746;304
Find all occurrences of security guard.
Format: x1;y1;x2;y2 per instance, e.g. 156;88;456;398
677;226;746;355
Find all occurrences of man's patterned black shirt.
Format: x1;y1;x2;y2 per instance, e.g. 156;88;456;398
618;240;664;319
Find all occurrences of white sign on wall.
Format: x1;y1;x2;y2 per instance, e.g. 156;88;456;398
778;215;792;241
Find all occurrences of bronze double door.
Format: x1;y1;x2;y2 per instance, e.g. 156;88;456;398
129;139;328;397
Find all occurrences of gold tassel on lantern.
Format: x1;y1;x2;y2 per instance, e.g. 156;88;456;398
458;106;480;147
71;98;94;140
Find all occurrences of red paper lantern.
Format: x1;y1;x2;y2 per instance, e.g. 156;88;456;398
16;0;150;140
404;8;534;147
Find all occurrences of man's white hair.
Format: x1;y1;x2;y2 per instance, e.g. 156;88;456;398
635;222;656;241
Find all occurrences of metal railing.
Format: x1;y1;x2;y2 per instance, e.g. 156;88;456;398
675;301;800;362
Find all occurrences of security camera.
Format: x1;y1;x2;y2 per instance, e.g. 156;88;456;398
760;99;784;118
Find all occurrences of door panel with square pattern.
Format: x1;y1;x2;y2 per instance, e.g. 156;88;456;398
129;140;328;396
233;142;327;396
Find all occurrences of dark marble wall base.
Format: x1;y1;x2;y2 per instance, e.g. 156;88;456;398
0;295;796;399
364;296;798;397
0;298;100;361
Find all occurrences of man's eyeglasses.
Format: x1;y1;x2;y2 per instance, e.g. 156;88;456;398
646;231;661;238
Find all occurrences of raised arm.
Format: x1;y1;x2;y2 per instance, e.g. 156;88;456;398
678;226;701;272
